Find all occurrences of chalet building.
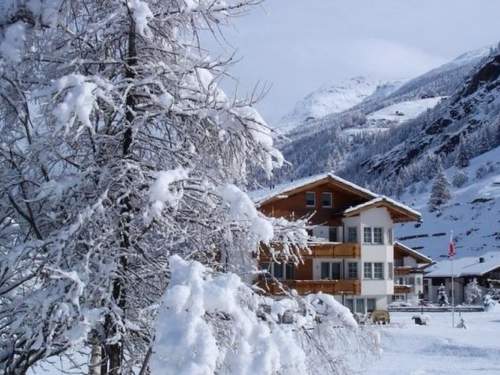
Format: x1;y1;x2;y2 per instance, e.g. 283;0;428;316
423;252;500;305
251;173;422;314
392;242;433;304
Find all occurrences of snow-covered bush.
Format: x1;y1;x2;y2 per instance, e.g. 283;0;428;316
483;294;497;312
152;256;377;375
437;284;449;306
465;278;483;305
452;171;468;188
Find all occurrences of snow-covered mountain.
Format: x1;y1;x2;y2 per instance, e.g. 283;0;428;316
261;45;497;185
277;77;386;131
397;147;500;260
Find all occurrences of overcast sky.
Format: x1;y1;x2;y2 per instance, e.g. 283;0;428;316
211;0;500;125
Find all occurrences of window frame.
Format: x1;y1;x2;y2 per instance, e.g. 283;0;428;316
347;262;358;279
320;261;342;280
305;191;316;208
320;192;333;208
347;226;358;243
364;262;373;279
363;227;373;244
374;262;384;280
373;227;384;244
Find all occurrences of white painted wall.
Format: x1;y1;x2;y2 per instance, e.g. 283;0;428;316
357;207;394;299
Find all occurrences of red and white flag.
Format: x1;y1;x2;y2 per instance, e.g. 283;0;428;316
448;233;456;258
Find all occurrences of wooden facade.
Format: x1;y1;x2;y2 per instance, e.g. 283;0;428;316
257;279;361;296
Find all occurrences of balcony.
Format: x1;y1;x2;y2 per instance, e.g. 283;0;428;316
257;279;361;296
260;242;360;260
394;285;412;294
308;242;360;258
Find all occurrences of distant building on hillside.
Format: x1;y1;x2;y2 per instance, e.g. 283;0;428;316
250;173;422;314
392;242;433;304
424;252;500;305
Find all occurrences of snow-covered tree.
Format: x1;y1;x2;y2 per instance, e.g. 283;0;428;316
452;171;468;188
0;1;316;373
464;278;482;305
428;161;451;212
454;135;470;169
0;1;377;374
437;284;449;306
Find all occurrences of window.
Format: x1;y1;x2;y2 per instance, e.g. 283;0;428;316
321;262;341;279
321;192;332;208
388;262;393;280
329;226;339;242
373;227;384;244
407;276;415;286
285;263;295;280
347;227;357;243
331;263;342;279
347;262;358;279
345;298;354;312
363;227;372;243
320;262;330;280
355;298;365;314
364;262;373;279
305;192;316;207
374;263;384;279
260;262;271;279
367;298;376;313
273;263;284;280
269;262;295;280
416;276;422;285
388;228;394;244
365;262;384;279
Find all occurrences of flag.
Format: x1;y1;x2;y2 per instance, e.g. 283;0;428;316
448;233;456;258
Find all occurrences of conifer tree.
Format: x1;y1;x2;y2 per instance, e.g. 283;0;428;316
428;160;451;212
454;135;470;169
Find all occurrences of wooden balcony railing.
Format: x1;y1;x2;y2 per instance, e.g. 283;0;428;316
308;242;360;258
257;279;361;296
260;242;360;260
394;285;412;294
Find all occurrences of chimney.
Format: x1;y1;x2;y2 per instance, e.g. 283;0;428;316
479;257;485;263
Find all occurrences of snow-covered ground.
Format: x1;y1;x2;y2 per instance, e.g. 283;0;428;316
367;96;444;124
398;146;500;259
366;310;500;375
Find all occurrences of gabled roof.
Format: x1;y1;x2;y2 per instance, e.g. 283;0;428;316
425;252;500;278
343;196;422;223
394;242;433;264
249;173;378;206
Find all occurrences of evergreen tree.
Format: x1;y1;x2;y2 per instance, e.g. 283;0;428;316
454;135;470;168
428;161;451;212
464;278;483;305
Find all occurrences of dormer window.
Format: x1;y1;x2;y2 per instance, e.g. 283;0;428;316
305;192;316;207
321;192;333;208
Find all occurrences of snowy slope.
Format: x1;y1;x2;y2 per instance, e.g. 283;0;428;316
277;77;383;131
367;96;445;126
396;147;500;260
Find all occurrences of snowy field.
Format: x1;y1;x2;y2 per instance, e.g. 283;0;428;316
366;311;500;375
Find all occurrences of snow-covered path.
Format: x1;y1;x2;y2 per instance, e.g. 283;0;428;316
366;311;500;375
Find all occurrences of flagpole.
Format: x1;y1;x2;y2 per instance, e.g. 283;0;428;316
450;230;455;328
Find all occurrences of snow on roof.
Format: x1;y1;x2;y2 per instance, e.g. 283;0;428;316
343;196;422;219
394;242;433;264
249;172;378;205
425;252;500;278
